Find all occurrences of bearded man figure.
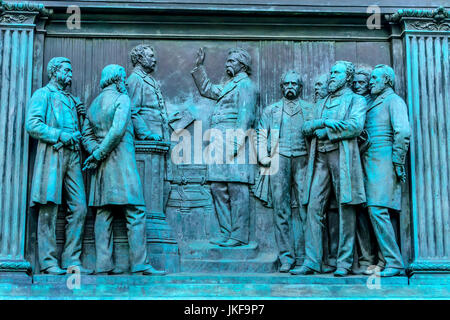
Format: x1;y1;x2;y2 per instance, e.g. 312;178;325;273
293;61;367;277
26;57;91;275
82;64;166;276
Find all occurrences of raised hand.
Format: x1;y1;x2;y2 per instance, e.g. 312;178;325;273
195;47;205;68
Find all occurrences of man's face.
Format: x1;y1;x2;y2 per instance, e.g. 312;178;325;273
314;75;329;101
281;73;301;100
369;68;387;95
140;47;156;72
55;62;72;88
225;53;244;77
328;63;348;93
353;73;370;95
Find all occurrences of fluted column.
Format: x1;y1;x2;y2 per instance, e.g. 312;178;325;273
388;7;450;274
0;1;50;273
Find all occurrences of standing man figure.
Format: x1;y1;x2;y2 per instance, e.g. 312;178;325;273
126;44;172;206
292;61;367;277
257;70;313;272
26;57;91;275
82;64;166;276
362;64;410;277
310;73;339;274
352;67;385;273
191;47;258;247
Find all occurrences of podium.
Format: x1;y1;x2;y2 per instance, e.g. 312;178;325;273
135;140;180;273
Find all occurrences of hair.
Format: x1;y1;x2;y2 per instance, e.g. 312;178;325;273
228;48;252;75
130;44;154;67
315;73;329;84
354;67;372;81
280;70;303;88
47;57;71;80
373;64;396;88
334;60;355;84
100;64;127;93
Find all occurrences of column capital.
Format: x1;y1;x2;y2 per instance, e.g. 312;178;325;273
0;0;52;26
387;6;450;32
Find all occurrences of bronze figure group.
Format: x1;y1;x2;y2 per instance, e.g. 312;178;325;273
26;45;410;278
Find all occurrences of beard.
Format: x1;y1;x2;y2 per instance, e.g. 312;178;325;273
56;74;71;89
284;89;298;100
370;83;384;95
226;67;235;77
116;81;128;94
328;77;346;93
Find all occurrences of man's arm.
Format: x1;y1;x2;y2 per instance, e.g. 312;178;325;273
26;89;62;144
81;117;100;155
127;75;153;140
390;96;411;165
191;65;223;100
92;94;131;161
326;94;367;142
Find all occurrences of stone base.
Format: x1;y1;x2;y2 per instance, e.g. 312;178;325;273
180;240;278;273
1;273;448;299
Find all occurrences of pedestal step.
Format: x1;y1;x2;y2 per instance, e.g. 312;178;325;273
182;240;259;260
180;253;278;273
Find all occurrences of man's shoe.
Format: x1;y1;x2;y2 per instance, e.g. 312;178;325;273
377;268;405;277
322;265;336;273
279;263;292;273
210;236;229;246
290;266;317;275
333;268;349;277
66;265;94;275
138;265;166;276
96;267;124;275
219;239;245;247
42;266;66;275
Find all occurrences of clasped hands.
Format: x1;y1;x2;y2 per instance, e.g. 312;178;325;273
59;130;82;146
313;119;348;140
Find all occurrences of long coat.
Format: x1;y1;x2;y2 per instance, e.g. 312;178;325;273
191;66;258;184
362;88;410;210
82;87;145;207
26;83;82;206
302;88;367;206
252;98;313;207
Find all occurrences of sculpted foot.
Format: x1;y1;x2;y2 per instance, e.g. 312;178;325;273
290;266;317;275
377;268;405;277
136;265;167;276
42;266;66;275
219;239;245;247
209;236;229;246
333;268;350;277
279;263;293;273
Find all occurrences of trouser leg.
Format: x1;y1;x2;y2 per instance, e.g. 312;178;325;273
327;149;356;271
270;155;294;265
355;207;377;268
61;151;88;268
124;205;148;272
303;152;332;272
228;182;250;244
326;205;339;267
210;182;232;238
38;203;59;271
95;206;115;273
292;156;308;266
368;206;404;270
336;204;357;270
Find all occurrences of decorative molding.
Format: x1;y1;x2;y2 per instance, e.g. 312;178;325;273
387;6;449;23
408;20;450;31
0;260;32;273
407;261;450;274
0;13;27;23
0;0;52;16
135;141;170;154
